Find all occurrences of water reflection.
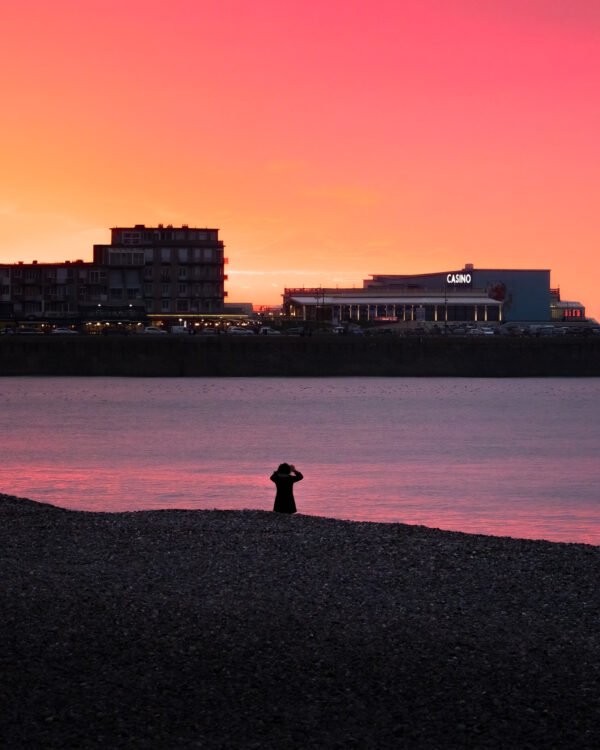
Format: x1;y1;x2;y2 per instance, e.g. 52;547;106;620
1;377;599;544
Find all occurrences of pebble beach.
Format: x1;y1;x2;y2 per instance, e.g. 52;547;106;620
1;493;599;749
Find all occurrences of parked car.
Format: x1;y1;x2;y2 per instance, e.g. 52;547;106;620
141;326;167;334
498;323;525;336
51;327;79;334
228;326;255;335
259;327;281;335
531;325;559;336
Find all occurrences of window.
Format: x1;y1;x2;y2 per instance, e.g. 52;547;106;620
109;251;143;265
122;231;141;245
161;299;170;312
178;266;187;279
178;283;187;295
161;284;170;297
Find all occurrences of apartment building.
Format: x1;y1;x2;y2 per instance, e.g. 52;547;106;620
0;224;227;323
93;224;227;316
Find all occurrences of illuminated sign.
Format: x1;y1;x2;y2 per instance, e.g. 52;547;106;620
446;273;472;284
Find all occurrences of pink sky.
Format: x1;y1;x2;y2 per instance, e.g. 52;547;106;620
1;0;599;318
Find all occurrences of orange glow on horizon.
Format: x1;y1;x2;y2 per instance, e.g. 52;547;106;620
1;1;599;318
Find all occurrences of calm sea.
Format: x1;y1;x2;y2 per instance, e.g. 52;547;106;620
1;377;599;544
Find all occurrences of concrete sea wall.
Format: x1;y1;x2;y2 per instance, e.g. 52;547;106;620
2;335;600;376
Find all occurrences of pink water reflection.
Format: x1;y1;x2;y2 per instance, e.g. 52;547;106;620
3;461;598;545
1;377;599;545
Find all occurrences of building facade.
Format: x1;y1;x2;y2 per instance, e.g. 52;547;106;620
93;224;227;317
0;224;227;324
284;265;585;324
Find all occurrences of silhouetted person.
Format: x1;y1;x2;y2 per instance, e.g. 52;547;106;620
270;463;303;514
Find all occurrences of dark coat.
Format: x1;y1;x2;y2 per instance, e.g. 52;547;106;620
270;470;303;513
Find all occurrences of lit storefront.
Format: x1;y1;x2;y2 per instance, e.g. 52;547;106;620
285;290;503;323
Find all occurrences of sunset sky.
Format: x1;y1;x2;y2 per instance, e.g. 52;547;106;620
1;0;599;318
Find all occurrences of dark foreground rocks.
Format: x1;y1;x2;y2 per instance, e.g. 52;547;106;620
1;493;599;749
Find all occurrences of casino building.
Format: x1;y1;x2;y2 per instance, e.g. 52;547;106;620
283;265;586;324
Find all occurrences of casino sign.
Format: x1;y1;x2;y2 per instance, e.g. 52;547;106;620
446;273;472;285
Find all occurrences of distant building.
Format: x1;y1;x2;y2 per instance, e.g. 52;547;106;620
283;265;585;324
550;288;586;322
0;224;228;324
223;302;254;316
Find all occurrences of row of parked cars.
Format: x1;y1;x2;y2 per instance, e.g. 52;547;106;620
0;326;80;335
393;323;600;337
496;323;600;337
4;322;600;337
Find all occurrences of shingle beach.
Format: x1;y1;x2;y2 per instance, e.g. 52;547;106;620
1;493;599;749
